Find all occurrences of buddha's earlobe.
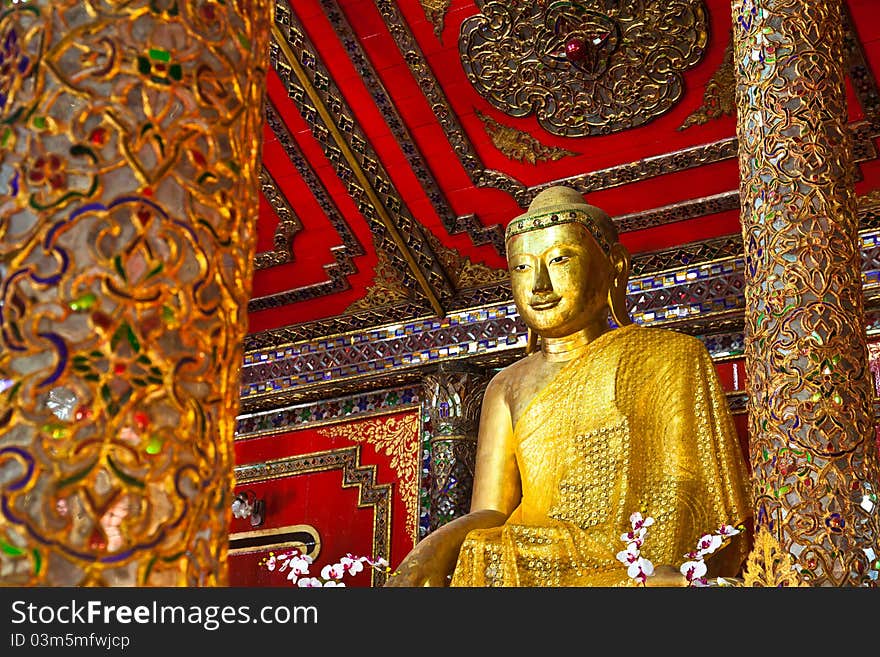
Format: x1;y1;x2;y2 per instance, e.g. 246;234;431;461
525;328;539;355
608;244;633;327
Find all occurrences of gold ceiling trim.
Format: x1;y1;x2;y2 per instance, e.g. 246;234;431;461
254;165;302;270
270;23;445;318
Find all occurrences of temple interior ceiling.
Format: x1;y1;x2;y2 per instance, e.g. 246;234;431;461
246;0;880;352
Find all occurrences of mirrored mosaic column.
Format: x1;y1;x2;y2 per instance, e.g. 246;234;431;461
420;364;489;538
733;0;880;585
0;0;271;585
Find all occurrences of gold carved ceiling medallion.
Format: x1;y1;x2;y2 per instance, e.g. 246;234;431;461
459;0;709;137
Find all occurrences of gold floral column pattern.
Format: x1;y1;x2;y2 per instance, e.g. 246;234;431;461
0;0;271;585
732;0;880;586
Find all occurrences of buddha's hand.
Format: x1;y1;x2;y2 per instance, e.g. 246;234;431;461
644;564;689;587
383;509;508;587
383;541;453;587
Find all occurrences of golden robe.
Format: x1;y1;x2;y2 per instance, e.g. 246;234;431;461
451;324;752;586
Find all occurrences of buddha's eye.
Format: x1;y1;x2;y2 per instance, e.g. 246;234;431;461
549;255;570;265
512;262;530;272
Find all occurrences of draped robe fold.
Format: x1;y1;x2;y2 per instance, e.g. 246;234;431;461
450;325;752;587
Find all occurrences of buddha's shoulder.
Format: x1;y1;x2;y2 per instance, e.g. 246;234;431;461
613;324;709;360
491;349;543;383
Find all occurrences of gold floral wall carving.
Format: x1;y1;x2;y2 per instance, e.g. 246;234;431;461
421;0;452;39
424;230;509;290
319;414;421;544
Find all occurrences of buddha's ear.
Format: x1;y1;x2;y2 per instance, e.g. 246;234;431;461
607;242;632;327
525;328;539;355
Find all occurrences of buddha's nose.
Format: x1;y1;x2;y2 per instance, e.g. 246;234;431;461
532;261;552;293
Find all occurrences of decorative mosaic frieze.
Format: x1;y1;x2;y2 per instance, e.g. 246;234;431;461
241;226;880;403
241;304;526;401
235;387;419;439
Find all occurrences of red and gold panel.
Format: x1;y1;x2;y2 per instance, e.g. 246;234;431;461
230;411;420;586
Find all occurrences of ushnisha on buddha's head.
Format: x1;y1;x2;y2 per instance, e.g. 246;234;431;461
505;185;632;340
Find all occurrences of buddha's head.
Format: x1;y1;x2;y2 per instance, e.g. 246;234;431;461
505;185;632;340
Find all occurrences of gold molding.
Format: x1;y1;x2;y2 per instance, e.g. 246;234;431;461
228;524;321;560
235;403;421;442
254;165;302;270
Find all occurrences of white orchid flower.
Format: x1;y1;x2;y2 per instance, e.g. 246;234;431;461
297;577;324;587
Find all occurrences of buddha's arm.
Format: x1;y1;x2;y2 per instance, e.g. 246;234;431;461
384;375;521;587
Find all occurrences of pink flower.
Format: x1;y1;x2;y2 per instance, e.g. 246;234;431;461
340;555;365;575
620;526;648;545
616;543;641;566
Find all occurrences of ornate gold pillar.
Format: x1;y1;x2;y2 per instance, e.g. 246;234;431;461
0;0;270;585
733;0;880;585
421;364;489;536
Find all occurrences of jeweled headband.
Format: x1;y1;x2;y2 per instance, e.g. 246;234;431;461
505;203;613;255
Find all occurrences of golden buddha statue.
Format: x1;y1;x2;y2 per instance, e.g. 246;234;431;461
388;186;752;587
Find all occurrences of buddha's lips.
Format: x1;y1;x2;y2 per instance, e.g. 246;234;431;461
529;299;560;310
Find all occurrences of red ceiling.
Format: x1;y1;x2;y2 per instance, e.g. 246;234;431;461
247;0;880;334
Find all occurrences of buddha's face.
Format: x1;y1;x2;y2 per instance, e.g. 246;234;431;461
507;222;612;338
